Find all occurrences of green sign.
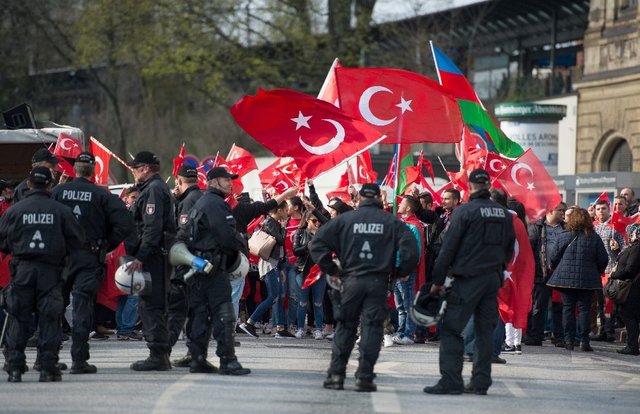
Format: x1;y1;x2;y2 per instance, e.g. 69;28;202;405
495;103;566;119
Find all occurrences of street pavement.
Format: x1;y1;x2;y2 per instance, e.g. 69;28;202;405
0;333;638;414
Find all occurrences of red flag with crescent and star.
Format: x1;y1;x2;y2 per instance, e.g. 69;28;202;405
226;144;258;178
172;144;185;177
498;213;534;329
495;149;562;222
230;88;386;179
54;132;83;160
334;67;463;144
317;58;342;107
354;152;377;184
89;137;112;185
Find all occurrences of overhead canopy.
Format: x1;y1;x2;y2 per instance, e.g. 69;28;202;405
0;125;83;145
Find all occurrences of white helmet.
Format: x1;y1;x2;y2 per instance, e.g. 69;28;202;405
227;251;250;280
115;262;148;295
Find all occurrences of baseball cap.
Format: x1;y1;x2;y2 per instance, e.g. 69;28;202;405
28;167;53;185
127;151;160;167
32;148;60;164
327;199;353;215
359;183;381;198
74;151;95;165
177;164;198;178
206;166;238;181
468;168;490;184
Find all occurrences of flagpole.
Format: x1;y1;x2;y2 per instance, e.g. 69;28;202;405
393;143;401;214
429;41;443;86
90;136;132;171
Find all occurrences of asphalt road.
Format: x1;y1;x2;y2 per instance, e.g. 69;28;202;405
0;334;637;414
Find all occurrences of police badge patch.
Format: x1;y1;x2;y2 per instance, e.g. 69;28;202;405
179;214;188;225
146;204;156;215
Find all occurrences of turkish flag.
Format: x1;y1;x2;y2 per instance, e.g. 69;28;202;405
609;211;640;241
57;159;76;178
275;157;304;185
335;67;463;144
196;165;208;189
317;58;342;107
259;157;294;186
485;152;513;180
172;144;185;177
596;191;611;205
458;126;488;171
381;153;397;188
54;132;82;160
446;170;469;201
495;149;562;222
98;243;127;311
230;88;386;179
301;264;323;289
226;144;258;178
498;213;534;329
268;172;296;195
354;152;377;184
326;186;351;203
89;137;112;185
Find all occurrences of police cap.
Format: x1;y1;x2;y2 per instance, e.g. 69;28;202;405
359;183;381;198
177;164;198;178
32;148;60;164
29;166;53;185
468;168;490;184
74;151;95;165
127;151;160;167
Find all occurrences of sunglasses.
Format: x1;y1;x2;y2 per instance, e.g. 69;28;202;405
308;218;319;224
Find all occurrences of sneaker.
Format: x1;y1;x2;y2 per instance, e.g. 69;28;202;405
275;329;295;338
89;332;109;340
392;335;403;345
397;336;413;345
515;345;522;355
502;345;516;353
239;323;259;338
295;329;305;339
383;334;394;348
325;332;335;341
313;330;324;340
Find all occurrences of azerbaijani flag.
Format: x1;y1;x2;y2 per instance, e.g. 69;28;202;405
430;42;524;159
393;143;413;213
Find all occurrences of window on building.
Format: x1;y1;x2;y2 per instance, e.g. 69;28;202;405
607;140;633;172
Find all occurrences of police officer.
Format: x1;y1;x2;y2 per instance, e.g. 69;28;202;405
14;149;61;202
310;183;419;392
0;167;85;382
423;169;514;396
51;152;132;374
178;166;250;375
168;164;202;366
126;151;176;371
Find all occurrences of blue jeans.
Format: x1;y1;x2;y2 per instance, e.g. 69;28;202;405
116;295;138;334
284;262;299;327
296;273;326;330
250;268;284;326
230;274;247;323
393;272;417;339
463;315;505;357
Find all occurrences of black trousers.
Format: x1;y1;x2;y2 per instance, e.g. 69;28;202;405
187;272;236;362
528;282;551;342
4;260;63;372
167;279;189;349
328;275;388;381
438;273;500;391
560;289;593;346
67;249;104;363
138;254;170;355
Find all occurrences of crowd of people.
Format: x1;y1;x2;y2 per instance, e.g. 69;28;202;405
1;146;639;393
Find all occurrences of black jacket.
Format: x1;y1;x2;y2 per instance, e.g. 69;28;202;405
12;178;29;203
528;217;565;283
431;189;515;285
129;174;176;262
175;185;202;229
293;228;314;275
0;190;85;265
261;215;285;261
547;230;608;290
610;242;640;317
179;187;244;256
233;199;278;234
308;184;330;219
51;177;132;251
310;198;419;278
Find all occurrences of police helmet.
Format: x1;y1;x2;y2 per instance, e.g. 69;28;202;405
115;262;148;295
226;251;250;280
410;284;448;328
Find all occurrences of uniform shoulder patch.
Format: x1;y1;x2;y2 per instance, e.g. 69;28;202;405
179;214;188;225
146;203;156;215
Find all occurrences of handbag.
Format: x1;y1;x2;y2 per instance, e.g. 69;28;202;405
604;273;640;304
248;229;277;260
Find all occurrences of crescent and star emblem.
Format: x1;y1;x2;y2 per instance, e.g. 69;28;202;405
95;156;104;182
358;86;413;126
489;159;506;172
511;163;535;191
59;137;78;151
291;112;345;156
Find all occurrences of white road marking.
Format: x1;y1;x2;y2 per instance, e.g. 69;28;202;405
372;386;402;413
152;373;198;414
504;381;527;397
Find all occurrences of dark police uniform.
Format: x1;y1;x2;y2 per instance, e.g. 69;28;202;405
168;183;202;349
129;173;176;369
426;177;514;395
310;185;419;391
51;172;132;372
0;168;84;382
179;184;250;374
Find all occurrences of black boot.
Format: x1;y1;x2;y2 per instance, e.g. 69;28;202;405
39;367;62;382
219;358;250;375
189;355;218;373
172;352;192;368
70;361;98;374
355;378;377;392
7;369;22;383
130;353;172;371
323;373;344;390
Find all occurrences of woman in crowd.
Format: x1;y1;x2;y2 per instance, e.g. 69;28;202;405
609;223;640;355
547;207;608;351
293;209;326;339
